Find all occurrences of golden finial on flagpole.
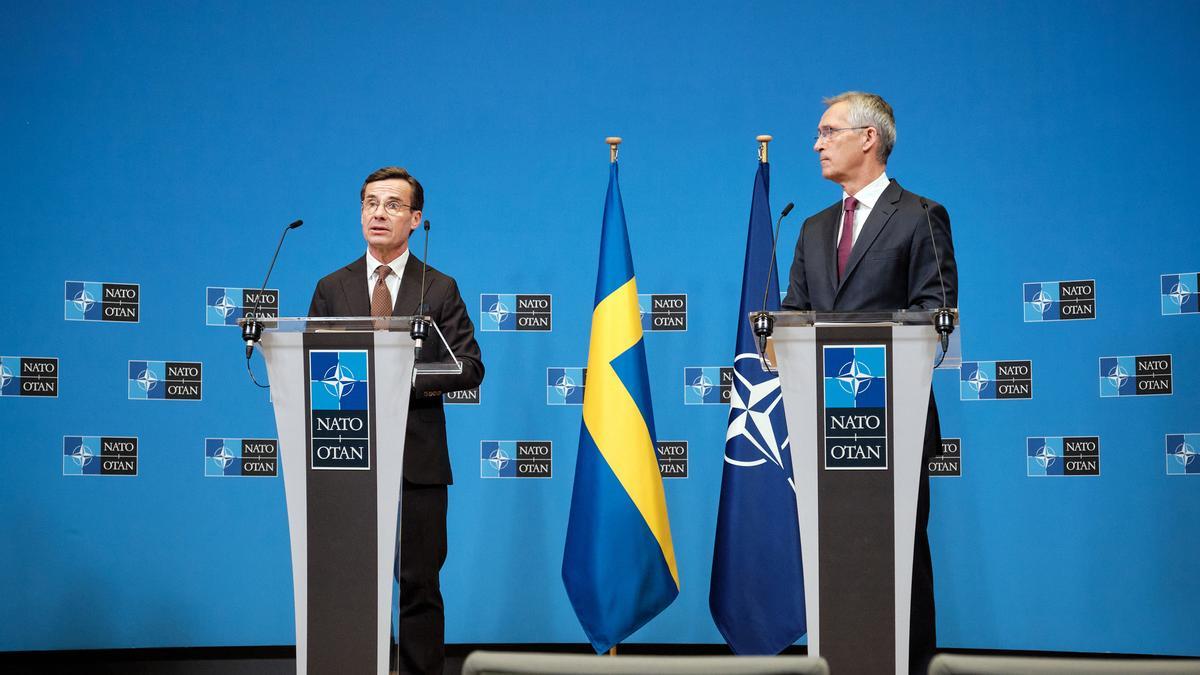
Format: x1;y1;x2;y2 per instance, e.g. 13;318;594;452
757;134;773;163
606;136;622;163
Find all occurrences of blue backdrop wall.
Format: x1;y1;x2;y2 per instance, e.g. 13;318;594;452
2;0;1197;657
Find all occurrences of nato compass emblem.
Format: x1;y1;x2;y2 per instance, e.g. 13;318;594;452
1028;436;1100;476
1099;354;1172;397
960;360;1032;400
480;293;552;331
1023;280;1095;321
63;436;138;476
684;366;732;404
128;360;202;400
724;353;792;487
1;356;59;397
480;440;552;478
546;367;585;405
65;281;139;322
309;350;370;470
206;438;278;477
1161;272;1199;315
822;345;888;470
206;287;279;326
1166;434;1200;475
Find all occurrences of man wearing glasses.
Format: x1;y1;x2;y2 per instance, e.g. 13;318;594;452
309;166;485;674
782;92;957;673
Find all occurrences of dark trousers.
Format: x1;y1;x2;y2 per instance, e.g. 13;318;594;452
395;482;448;675
910;393;941;674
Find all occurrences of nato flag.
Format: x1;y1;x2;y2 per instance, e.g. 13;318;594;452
709;161;807;654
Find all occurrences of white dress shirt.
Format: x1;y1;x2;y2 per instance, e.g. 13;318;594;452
365;249;409;312
836;171;890;248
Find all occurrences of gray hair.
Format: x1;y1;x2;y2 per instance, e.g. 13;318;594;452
823;91;896;162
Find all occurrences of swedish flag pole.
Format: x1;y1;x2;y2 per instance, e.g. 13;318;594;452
563;137;680;653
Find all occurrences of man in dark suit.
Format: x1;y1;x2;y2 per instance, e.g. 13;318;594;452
308;166;484;675
782;92;957;673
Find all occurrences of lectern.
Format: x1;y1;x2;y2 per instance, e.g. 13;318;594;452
767;310;943;675
250;316;415;675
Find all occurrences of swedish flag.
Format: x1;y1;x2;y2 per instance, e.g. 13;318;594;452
563;161;680;653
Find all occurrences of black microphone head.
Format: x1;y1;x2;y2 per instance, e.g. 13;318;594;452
288;219;303;229
781;202;794;217
423;219;431;231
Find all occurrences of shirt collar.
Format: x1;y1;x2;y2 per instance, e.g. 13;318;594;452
842;171;890;210
366;249;409;280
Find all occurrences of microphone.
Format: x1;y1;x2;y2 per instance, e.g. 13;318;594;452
920;200;955;366
242;219;303;359
411;220;432;361
751;202;795;349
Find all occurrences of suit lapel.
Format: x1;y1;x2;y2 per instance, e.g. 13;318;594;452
394;254;426;316
818;205;841;298
836;180;902;297
338;257;372;316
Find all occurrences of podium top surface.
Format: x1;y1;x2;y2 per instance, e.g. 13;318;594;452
238;316;418;332
763;309;955;327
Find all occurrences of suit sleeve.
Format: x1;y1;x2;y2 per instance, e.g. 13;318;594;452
411;276;485;398
781;218;813;310
906;202;958;310
308;279;330;318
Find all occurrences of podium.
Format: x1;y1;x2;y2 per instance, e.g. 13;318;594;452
766;310;943;675
251;316;416;675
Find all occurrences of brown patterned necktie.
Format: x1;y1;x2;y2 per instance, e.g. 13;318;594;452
371;265;393;317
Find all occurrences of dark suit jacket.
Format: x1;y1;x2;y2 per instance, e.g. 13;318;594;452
782;178;957;313
308;254;485;485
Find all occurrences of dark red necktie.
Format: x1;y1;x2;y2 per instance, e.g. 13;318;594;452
837;196;858;279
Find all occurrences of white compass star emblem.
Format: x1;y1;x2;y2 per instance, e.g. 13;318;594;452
967;368;989;393
136;368;159;392
1169;282;1192;307
725;354;789;476
554;375;576;398
214;294;237;318
1035;444;1057;469
836;360;875;396
213;445;235;469
72;443;95;468
488;448;511;470
0;364;12;389
1107;365;1129;389
691;374;714;398
1174;442;1197;467
1031;290;1052;314
488;302;510;325
321;364;357;398
73;289;96;313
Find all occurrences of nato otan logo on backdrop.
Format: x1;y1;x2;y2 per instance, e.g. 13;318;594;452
1161;272;1198;315
656;440;688;478
683;366;732;405
1023;279;1095;321
64;281;139;322
1098;354;1172;397
930;438;962;477
205;438;278;477
443;387;480;404
480;440;552;478
479;293;552;331
1166;434;1199;475
638;293;687;331
0;356;58;397
206;287;279;326
128;360;202;400
63;436;137;476
960;360;1033;400
1027;436;1100;476
309;350;370;470
546;367;586;405
822;345;888;470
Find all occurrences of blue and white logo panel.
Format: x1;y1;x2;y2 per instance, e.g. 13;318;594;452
546;367;586;405
822;345;888;470
961;360;1032;400
683;366;731;405
480;293;552;331
1166;434;1200;475
63;436;137;476
480;440;552;478
128;360;202;400
205;438;278;477
65;281;140;322
206;287;279;326
1027;436;1100;476
1023;279;1095;321
1161;272;1198;315
309;350;370;470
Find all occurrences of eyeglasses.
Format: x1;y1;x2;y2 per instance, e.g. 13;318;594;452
814;126;869;141
362;198;413;216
